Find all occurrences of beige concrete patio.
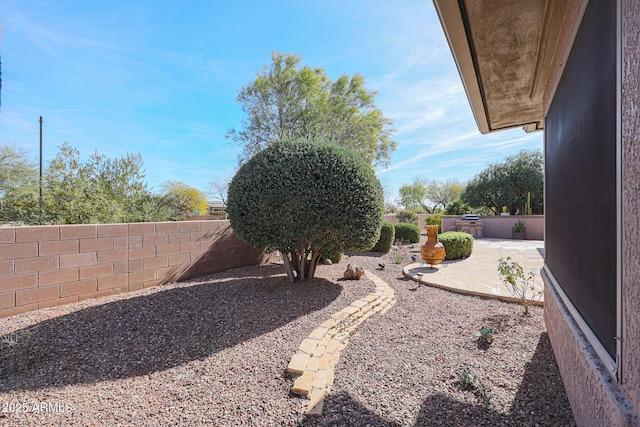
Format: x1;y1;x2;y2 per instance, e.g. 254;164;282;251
403;238;545;306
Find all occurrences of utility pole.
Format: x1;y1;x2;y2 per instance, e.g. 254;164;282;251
39;116;44;221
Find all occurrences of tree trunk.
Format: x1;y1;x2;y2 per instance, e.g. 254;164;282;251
282;252;296;283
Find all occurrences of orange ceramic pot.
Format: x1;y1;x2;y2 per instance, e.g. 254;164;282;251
421;225;446;266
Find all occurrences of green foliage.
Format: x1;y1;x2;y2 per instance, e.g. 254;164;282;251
463;149;543;215
475;326;495;344
514;219;526;232
0;193;40;225
371;221;395;253
444;198;472;215
439;232;474;260
456;368;493;406
227;52;396;167
0;142;177;225
394;222;420;243
227;139;383;282
162;181;208;218
456;368;476;391
42;142;163;224
425;214;442;233
397;180;427;211
497;256;542;315
322;248;343;263
390;247;403;264
0;144;38;199
396;209;418;225
397;178;465;213
0;144;40;224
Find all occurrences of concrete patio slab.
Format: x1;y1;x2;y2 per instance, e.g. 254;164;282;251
402;238;544;305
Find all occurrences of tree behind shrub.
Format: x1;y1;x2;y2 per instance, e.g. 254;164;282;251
395;222;420;243
396;209;418;225
227;139;383;282
439;232;474;260
425;214;442;233
371;221;395;252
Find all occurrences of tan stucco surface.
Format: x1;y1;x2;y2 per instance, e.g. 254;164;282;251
621;0;640;410
435;0;588;132
544;279;637;426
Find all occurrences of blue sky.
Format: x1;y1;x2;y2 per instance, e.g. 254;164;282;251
0;0;542;201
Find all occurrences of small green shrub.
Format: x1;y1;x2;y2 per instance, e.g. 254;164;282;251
439;232;474;260
371;221;395;252
390;248;403;264
322;249;343;263
497;256;542;315
425;214;442;233
475;326;495;344
395;222;420;243
396;209;418;225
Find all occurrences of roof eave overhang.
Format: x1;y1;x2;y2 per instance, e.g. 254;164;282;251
433;0;588;135
434;1;491;134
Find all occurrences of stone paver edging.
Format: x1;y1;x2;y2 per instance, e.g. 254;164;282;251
286;270;396;416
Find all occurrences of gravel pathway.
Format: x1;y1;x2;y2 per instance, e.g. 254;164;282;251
1;249;575;426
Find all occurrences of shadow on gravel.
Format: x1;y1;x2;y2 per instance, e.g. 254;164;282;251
300;333;574;426
0;265;343;393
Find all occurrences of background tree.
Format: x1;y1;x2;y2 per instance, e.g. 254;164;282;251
397;178;465;213
227;139;383;283
207;177;231;219
227;52;396;167
0;144;39;223
43;142;163;224
397;179;427;211
162;181;208;218
424;178;465;212
0;144;38;198
463;149;543;215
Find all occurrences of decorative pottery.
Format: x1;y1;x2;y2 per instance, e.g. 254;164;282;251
421;225;446;266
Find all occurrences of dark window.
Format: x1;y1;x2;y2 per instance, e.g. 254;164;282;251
545;0;617;357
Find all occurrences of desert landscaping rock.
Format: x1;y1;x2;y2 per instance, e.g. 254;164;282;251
0;247;575;426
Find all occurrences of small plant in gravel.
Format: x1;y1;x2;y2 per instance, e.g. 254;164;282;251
475;326;495;344
497;256;542;315
456;368;493;406
475;378;493;406
390;247;403;264
456;368;476;390
2;327;30;370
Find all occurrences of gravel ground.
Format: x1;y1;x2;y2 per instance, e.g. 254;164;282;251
0;246;575;426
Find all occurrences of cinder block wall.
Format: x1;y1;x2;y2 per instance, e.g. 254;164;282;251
0;220;266;318
384;214;544;240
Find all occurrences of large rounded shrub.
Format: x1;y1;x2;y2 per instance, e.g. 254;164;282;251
439;232;474;260
227;139;383;282
371;221;395;252
394;222;420;243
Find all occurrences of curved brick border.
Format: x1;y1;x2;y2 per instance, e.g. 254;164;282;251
286;270;396;416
